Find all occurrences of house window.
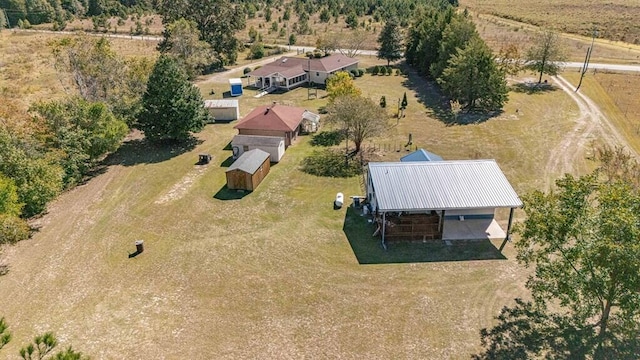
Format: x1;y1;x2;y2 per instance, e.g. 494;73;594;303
316;72;319;76
243;145;249;152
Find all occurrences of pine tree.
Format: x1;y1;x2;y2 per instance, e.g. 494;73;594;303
138;55;209;143
438;37;508;112
377;17;403;66
401;92;408;109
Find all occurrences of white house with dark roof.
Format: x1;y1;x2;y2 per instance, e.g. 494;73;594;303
247;54;359;91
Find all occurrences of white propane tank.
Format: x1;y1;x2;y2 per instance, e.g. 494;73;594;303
335;192;344;208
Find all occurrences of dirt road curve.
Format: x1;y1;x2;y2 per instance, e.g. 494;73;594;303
543;75;638;188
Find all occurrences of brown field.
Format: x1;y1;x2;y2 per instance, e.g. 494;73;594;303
0;29;636;358
460;0;640;44
561;71;640;155
473;13;640;64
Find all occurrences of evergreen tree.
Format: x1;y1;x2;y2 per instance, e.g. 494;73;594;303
401;92;408;109
438;38;507;112
138;55;209;143
377;17;403;66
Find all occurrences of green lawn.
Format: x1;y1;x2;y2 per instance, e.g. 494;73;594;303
0;55;590;358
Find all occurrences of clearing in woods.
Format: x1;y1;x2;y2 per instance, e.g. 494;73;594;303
0;29;637;358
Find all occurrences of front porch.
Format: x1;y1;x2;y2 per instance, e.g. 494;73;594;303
249;72;308;91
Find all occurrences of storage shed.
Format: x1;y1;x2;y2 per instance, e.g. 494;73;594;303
225;149;270;191
204;99;240;122
231;134;285;163
229;78;243;97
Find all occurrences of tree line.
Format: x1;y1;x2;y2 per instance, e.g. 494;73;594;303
0;35;209;244
404;6;507;112
0;0;154;29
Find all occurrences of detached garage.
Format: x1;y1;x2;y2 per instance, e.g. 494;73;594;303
204;99;240;122
231;134;285;163
225;149;270;191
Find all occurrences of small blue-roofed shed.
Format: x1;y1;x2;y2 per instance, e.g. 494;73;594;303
401;148;443;162
229;78;243;96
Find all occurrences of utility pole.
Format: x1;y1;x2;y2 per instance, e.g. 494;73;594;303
576;27;598;92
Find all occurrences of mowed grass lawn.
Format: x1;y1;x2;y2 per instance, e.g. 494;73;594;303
0;55;586;358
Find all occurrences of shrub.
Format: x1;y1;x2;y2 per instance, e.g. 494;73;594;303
379;96;386;108
371;66;379;75
310;130;344;146
357;69;365;77
250;43;265;59
386;67;393;75
302;149;362;178
350;69;359;77
395;69;401;76
0;215;30;244
243;67;251;75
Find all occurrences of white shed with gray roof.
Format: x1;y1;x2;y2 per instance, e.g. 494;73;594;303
366;160;522;246
204;99;240;122
231;134;285;162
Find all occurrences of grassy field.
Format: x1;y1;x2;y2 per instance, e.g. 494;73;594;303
1;28;598;357
460;0;640;45
561;71;640;155
473;13;640;64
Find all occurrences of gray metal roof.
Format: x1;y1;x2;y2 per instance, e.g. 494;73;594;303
232;135;284;147
204;99;238;108
401;148;443;162
226;149;270;174
368;160;522;211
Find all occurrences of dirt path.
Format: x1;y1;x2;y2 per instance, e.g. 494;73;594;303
543;75;638;188
196;52;296;85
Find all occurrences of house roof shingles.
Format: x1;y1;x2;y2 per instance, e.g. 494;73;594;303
247;54;359;78
234;104;307;132
226;149;270;174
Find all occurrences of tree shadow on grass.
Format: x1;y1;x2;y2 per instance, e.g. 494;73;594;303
399;64;502;126
343;207;506;264
213;185;249;200
104;137;202;167
511;82;557;94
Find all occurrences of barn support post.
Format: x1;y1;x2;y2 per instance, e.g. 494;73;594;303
381;212;387;250
505;207;515;241
438;210;446;234
500;207;516;251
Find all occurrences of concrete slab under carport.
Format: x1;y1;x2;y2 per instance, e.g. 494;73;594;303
442;218;506;240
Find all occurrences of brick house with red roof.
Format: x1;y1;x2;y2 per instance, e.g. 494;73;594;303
247;53;359;91
233;103;319;147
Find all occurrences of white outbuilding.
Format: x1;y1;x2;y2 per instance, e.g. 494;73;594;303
231;134;285;163
204;99;240;122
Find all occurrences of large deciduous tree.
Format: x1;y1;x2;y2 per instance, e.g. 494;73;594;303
52;36;153;125
438;37;508;111
157;0;245;66
525;29;566;83
157;18;213;79
138;55;209;143
325;71;361;101
475;147;640;359
377;17;403;66
0;128;64;218
325;95;388;153
30;98;129;187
